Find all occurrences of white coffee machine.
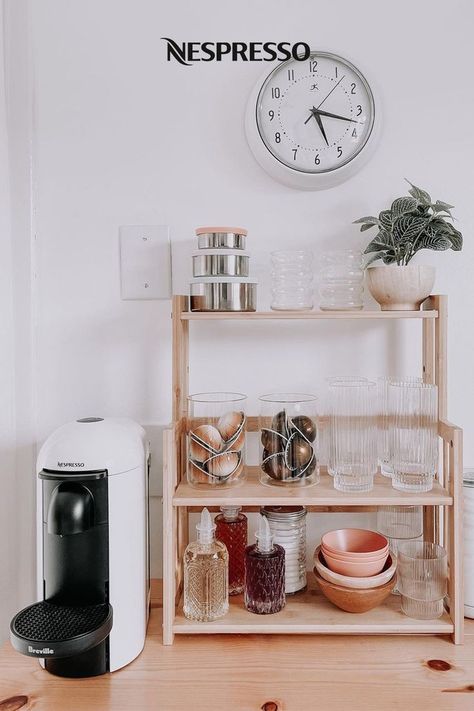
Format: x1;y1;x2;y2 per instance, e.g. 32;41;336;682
10;417;150;677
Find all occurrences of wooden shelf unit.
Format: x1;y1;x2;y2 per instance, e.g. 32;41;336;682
163;294;463;645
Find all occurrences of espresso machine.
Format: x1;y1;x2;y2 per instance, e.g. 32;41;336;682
10;417;150;677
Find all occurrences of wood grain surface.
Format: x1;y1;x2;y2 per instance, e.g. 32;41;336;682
1;580;473;711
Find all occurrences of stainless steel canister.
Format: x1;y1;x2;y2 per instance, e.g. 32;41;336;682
190;281;256;312
192;253;249;278
196;227;247;251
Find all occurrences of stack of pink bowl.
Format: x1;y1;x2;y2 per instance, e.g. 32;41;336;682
321;528;389;576
313;528;396;613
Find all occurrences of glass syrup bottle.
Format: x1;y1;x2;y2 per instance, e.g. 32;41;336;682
215;505;247;595
183;508;229;622
244;514;285;614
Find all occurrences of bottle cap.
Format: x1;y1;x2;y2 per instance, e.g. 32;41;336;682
220;505;241;521
196;508;216;544
255;514;273;553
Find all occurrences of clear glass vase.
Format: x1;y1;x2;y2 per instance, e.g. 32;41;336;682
187;392;247;488
388;381;438;492
328;379;377;492
270;250;314;311
378;376;423;477
259;393;319;487
318;250;364;311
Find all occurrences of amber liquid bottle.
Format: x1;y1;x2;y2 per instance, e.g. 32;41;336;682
244;515;285;614
215;506;247;595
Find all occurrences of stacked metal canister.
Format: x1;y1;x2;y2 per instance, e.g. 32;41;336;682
190;227;257;312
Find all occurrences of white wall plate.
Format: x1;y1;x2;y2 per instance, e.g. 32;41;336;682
119;225;171;300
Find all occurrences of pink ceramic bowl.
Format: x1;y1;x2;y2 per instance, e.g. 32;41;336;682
323;549;388;577
322;528;388;557
321;543;388;563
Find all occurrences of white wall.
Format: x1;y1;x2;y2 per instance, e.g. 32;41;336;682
25;0;474;583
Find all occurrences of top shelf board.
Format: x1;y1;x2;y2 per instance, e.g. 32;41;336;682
181;310;438;321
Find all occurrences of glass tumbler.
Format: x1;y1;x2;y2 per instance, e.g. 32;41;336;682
259;393;319;487
318;250;364;311
397;541;447;619
328;379;377;492
187;392;247;488
388;381;438;492
270;250;314;311
378;376;423;477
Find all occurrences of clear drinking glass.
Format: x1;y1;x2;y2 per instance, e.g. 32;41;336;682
270;250;314;311
259;393;319;487
318;250;364;311
187;392;247;488
397;541;447;619
388;381;438;492
328;379;377;492
378;376;423;477
376;506;423;540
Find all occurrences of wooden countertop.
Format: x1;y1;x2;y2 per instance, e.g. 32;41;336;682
1;580;473;711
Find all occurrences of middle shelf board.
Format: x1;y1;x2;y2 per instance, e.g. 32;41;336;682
173;467;452;507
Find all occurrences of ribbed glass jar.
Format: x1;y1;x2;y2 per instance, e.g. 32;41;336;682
270;250;314;311
388;381;438;492
259;393;319;487
464;469;474;619
261;506;307;594
187;392;246;488
328;379;377;492
318;250;364;311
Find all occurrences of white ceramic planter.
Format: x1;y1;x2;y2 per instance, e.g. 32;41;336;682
366;265;435;311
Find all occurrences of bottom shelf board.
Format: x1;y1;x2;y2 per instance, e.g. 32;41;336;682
173;577;453;635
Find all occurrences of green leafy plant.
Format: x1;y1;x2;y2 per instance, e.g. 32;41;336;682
354;180;463;266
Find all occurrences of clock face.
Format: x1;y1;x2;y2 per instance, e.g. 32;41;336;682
255;52;375;174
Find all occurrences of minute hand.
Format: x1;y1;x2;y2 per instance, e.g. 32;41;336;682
312;107;363;124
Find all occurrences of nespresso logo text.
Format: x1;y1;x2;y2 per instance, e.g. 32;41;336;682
28;645;54;655
57;461;85;468
161;38;311;66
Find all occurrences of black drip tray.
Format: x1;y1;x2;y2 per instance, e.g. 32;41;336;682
10;601;113;659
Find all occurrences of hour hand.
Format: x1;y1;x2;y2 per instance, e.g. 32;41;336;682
305;109;329;146
312;107;363;124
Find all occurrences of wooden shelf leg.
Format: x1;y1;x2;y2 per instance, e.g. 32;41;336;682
449;427;464;644
162;428;177;645
422;305;436;543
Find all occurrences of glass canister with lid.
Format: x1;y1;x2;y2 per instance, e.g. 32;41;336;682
261;506;307;594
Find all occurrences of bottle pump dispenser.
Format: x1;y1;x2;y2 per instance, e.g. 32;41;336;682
10;417;150;677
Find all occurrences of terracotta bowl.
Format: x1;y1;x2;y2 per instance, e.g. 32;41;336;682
322;550;388;577
321;543;388;563
314;568;395;612
322;528;388;556
314;546;397;589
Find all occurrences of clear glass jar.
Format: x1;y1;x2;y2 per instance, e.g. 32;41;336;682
270;250;314;311
261;506;307;594
388;381;438;492
259;393;319;487
318;250;364;311
463;469;474;618
328;379;377;492
187;392;246;488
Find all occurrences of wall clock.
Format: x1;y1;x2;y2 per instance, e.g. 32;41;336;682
245;51;380;190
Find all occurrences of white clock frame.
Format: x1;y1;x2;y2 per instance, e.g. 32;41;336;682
244;50;382;191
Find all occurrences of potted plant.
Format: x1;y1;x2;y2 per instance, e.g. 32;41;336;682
354;181;463;310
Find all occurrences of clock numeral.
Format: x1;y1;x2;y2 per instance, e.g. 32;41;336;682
268;110;275;121
271;87;281;99
288;69;295;81
309;59;318;72
356;104;362;117
335;66;338;78
292;148;298;161
314;154;320;165
275;132;281;144
351;82;357;94
352;128;357;138
337;146;343;158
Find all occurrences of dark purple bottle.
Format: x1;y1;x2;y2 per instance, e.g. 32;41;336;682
244;515;285;614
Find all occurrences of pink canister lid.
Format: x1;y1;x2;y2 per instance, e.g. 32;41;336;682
195;226;248;236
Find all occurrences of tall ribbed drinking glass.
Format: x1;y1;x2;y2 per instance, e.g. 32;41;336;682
378;376;423;477
328;379;377;492
388;381;438;492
